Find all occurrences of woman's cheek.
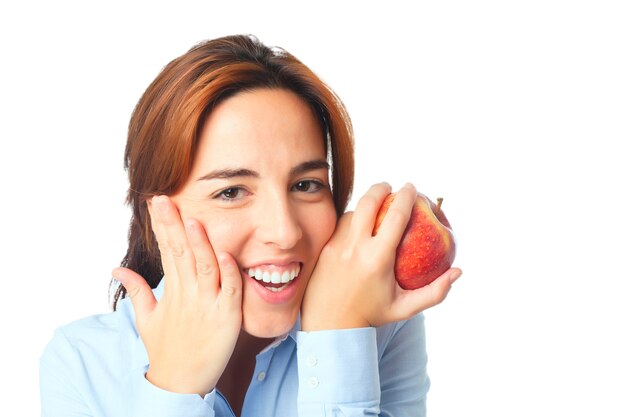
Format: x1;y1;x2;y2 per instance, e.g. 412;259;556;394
203;215;247;254
316;205;338;249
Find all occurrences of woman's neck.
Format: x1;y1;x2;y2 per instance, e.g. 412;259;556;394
216;330;274;416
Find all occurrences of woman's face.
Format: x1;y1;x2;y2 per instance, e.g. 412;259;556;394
171;88;337;337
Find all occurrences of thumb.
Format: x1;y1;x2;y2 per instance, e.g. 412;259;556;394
112;267;157;320
215;252;243;311
392;268;462;319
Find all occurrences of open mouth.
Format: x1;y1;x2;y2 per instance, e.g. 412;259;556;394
247;263;301;293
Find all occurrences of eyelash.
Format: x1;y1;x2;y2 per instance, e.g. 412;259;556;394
215;187;247;201
292;179;326;193
213;180;326;201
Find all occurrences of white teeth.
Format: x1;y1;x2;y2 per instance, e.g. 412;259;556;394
247;264;301;286
267;284;288;292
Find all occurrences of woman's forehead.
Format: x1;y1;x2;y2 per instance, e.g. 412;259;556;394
191;89;326;174
198;89;324;159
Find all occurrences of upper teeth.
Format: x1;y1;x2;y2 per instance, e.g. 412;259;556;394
248;264;300;284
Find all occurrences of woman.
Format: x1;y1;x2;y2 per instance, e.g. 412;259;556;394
40;35;462;417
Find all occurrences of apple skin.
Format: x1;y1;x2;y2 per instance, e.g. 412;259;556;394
373;192;456;290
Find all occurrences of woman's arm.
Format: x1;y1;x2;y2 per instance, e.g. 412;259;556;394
40;329;92;417
377;315;429;416
298;182;460;416
295;315;429;417
40;322;222;417
296;327;381;416
112;195;243;396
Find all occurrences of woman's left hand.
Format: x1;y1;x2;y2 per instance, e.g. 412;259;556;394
301;182;462;331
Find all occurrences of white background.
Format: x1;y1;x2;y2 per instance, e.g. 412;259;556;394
1;1;625;416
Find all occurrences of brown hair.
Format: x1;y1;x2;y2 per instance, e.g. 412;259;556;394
111;35;354;310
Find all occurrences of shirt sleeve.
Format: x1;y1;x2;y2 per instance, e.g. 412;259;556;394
378;314;430;417
295;314;430;417
296;327;381;416
39;328;219;417
131;368;218;416
40;329;92;417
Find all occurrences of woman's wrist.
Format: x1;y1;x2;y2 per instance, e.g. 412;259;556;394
301;312;370;332
145;367;215;397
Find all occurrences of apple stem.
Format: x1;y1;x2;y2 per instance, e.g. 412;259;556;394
436;198;443;214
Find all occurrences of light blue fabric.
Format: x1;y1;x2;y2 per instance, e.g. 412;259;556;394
40;280;430;416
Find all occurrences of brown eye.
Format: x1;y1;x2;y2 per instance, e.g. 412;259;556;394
222;188;240;198
216;187;246;200
292;180;324;193
294;181;311;192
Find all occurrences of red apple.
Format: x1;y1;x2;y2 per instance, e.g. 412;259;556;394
373;192;456;290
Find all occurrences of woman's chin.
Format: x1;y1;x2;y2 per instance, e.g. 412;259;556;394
242;310;299;338
240;275;306;338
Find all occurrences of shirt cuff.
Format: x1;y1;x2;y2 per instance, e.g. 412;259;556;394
296;327;381;407
132;367;216;416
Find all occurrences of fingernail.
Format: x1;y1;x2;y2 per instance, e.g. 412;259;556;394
449;269;462;284
183;219;195;232
152;195;167;214
216;252;228;265
111;268;125;284
404;182;416;190
217;252;235;267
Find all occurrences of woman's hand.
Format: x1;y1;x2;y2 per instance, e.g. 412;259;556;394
301;183;462;331
112;195;242;395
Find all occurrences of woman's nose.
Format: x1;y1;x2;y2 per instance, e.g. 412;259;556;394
256;195;303;249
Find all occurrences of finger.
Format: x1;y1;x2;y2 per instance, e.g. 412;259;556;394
375;183;417;250
112;267;157;324
328;211;353;246
153;195;197;289
350;182;392;238
184;218;220;296
390;268;462;319
148;196;177;289
215;252;243;312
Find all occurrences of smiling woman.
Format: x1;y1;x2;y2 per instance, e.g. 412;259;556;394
169;89;337;338
117;35;355;313
39;34;461;417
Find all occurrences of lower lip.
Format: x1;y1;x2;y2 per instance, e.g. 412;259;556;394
245;269;302;304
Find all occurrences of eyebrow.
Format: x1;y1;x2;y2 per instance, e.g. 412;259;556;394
196;159;330;182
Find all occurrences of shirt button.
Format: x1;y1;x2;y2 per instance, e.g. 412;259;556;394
308;376;319;388
257;371;266;381
307;355;318;367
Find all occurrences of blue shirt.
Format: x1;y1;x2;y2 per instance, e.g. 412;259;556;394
40;280;430;416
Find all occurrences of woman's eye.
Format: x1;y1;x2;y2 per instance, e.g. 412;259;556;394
292;180;324;193
216;187;245;200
